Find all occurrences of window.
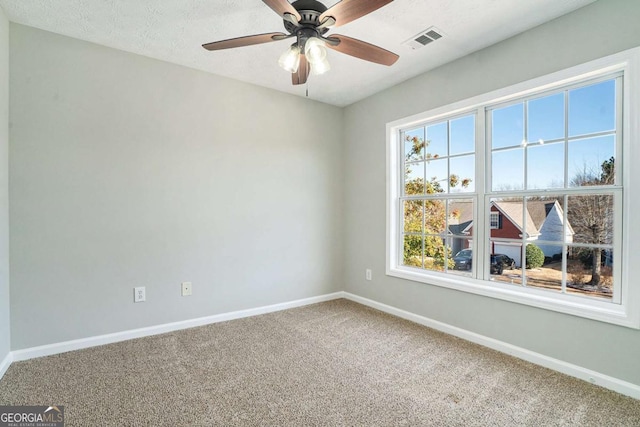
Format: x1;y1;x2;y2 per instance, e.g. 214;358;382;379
401;115;475;277
488;77;621;302
386;48;640;328
490;212;500;229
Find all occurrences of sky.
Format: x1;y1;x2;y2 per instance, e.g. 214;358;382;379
404;78;617;194
491;78;616;191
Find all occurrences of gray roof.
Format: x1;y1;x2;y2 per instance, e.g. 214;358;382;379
526;200;556;230
492;201;539;237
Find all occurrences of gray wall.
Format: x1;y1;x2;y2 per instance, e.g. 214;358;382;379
0;7;9;362
9;24;343;349
343;0;640;385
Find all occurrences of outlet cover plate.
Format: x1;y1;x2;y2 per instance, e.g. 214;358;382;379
134;286;146;303
181;282;192;296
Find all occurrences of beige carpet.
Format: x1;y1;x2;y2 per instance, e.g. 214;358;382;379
1;299;639;426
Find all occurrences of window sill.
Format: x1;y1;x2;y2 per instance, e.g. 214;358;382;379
386;266;638;329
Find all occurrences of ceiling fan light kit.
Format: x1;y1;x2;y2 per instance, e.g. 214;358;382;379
202;0;399;85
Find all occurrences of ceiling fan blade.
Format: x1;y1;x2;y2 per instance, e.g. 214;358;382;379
319;0;393;27
292;54;309;85
202;32;287;51
326;34;398;66
263;0;302;21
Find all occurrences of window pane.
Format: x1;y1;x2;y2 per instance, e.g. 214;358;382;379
404;162;424;195
528;92;565;143
448;199;474;238
527;142;564;189
403;200;423;233
492;148;524;191
490;197;528;239
424;235;447;272
567;194;614;245
404;128;425;161
425;158;448;193
567;246;613;300
528;197;568;246
492;103;524;149
568;135;615;187
403;234;423;268
490;195;525;284
449;238;472;276
490;240;523;285
424;199;447;234
524;247;562;293
450;115;475;155
426;122;448;158
450;155;475;193
568;79;616;137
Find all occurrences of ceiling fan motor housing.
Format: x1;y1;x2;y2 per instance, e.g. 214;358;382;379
284;0;330;35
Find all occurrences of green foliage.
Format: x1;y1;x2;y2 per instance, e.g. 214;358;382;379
403;235;423;267
600;157;614;183
525;244;545;269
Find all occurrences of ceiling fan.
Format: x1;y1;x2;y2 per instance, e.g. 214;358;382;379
202;0;399;85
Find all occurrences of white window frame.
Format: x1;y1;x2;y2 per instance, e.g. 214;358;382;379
386;47;640;329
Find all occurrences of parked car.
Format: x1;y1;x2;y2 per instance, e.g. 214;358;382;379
453;249;504;274
453;249;472;270
493;254;516;270
489;255;503;275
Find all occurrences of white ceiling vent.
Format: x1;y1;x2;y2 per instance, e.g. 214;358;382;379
403;27;444;50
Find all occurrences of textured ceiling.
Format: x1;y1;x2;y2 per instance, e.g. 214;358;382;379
0;0;595;106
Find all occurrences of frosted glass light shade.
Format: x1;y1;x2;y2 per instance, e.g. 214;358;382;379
311;57;331;75
304;37;327;64
278;45;301;73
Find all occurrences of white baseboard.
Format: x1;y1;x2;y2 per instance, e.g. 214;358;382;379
0;351;12;379
342;292;640;400
10;292;345;363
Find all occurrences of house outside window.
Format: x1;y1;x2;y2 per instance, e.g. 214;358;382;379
386;48;640;328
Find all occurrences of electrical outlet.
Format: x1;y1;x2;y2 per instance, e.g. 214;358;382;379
134;286;146;303
365;269;372;281
181;282;192;296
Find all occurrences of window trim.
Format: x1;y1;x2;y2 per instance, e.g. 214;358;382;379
386;47;640;329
